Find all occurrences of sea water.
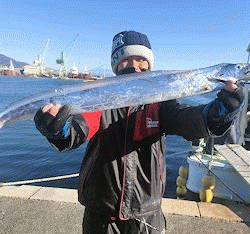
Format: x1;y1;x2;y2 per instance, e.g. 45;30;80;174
0;75;214;198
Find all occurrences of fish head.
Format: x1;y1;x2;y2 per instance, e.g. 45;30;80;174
215;63;250;81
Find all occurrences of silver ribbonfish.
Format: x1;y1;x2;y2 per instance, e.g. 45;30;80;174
0;63;250;129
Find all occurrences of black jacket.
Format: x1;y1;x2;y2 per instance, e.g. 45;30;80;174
48;100;210;219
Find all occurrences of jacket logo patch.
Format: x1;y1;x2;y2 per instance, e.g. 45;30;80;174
133;103;161;141
146;117;159;128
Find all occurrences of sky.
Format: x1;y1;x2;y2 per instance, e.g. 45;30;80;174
0;0;249;73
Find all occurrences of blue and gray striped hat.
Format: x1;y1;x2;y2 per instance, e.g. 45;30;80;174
111;30;154;74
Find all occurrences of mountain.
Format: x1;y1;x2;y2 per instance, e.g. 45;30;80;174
0;54;29;68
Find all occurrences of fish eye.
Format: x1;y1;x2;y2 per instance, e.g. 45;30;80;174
236;64;244;69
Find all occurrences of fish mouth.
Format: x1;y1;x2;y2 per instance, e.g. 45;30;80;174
245;67;250;75
243;64;250;79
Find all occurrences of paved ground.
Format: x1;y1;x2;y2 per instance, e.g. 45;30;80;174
0;185;250;234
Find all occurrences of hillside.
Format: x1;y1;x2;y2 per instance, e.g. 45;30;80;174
0;54;28;68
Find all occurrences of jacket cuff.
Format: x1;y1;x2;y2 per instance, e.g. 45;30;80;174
203;101;232;136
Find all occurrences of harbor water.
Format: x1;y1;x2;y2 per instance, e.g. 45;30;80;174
0;75;212;198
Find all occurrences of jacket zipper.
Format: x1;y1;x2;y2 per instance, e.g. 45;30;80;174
118;106;133;220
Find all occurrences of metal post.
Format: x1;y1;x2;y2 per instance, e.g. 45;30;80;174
209;136;214;172
247;42;250;64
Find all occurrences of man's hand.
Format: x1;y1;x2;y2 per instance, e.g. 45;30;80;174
204;79;244;135
223;79;238;92
218;80;243;113
34;104;71;139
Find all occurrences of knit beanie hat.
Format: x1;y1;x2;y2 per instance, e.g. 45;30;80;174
111;30;154;74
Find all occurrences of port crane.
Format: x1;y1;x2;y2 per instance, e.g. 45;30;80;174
33;38;50;76
56;34;80;78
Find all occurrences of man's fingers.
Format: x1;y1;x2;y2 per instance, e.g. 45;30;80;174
42;103;62;116
42;103;53;112
224;80;238;92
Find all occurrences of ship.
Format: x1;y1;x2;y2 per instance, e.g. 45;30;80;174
3;60;16;76
68;63;79;78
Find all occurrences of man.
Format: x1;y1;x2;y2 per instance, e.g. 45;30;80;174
34;30;243;234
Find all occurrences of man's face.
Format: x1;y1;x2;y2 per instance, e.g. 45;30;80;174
117;56;149;74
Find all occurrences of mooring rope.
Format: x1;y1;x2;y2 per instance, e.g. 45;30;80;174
0;147;248;206
0;149;192;187
0;173;79;187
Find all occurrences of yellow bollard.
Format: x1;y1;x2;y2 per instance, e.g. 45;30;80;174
199;188;213;202
176;165;189;199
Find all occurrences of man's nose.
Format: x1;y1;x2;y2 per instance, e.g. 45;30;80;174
128;59;139;68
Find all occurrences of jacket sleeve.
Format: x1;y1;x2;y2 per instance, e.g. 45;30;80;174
47;112;101;152
159;100;209;141
203;87;244;136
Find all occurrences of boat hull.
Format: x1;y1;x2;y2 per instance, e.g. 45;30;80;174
3;70;15;76
187;155;250;203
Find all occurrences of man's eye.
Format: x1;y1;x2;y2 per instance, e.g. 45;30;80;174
137;58;145;62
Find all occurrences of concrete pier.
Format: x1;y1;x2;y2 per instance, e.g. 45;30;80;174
0;185;250;233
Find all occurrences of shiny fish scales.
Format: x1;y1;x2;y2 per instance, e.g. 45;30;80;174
0;63;250;129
